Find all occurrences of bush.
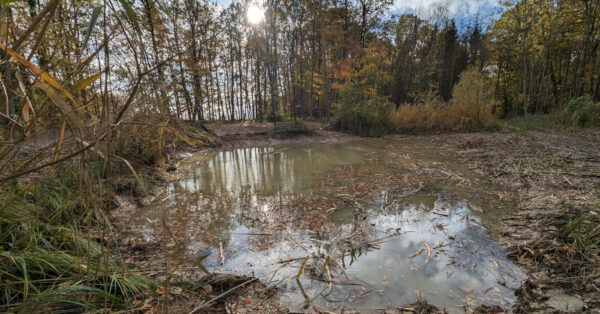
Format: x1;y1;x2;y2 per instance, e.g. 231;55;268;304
563;95;600;127
273;121;313;138
331;84;394;137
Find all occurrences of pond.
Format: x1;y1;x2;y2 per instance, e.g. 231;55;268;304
136;140;526;312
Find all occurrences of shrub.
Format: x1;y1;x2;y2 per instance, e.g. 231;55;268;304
565;95;592;117
273;121;313;138
389;104;422;131
563;95;600;127
331;84;394;137
449;66;498;130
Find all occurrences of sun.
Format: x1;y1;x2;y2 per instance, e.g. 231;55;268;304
247;4;264;25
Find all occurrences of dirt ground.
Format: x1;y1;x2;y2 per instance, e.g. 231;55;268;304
204;121;360;146
114;122;599;313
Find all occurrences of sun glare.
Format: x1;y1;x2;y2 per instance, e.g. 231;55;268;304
247;4;264;25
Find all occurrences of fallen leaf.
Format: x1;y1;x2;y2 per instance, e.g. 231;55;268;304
202;284;213;293
156;285;166;295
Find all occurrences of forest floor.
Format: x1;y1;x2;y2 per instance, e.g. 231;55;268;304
113;121;599;313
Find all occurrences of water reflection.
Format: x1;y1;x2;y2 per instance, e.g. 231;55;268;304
136;141;526;312
175;143;372;197
199;195;525;312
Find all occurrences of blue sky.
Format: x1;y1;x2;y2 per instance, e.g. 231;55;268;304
213;0;501;18
392;0;500;17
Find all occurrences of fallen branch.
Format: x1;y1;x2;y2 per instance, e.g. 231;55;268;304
219;242;225;265
188;277;258;314
422;241;431;263
409;248;425;258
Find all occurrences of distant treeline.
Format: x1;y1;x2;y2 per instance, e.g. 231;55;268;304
0;0;599;125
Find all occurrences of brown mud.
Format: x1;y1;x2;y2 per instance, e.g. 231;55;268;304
204;121;360;147
111;123;599;313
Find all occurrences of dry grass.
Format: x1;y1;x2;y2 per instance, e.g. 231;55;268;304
390;101;498;133
390;68;499;133
115;114;219;166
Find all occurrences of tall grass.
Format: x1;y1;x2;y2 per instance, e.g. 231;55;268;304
389;100;499;133
0;163;151;312
390;67;499;133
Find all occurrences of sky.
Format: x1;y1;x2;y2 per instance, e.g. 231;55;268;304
391;0;500;17
214;0;501;18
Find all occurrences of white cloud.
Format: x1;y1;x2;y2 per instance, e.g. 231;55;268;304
392;0;500;17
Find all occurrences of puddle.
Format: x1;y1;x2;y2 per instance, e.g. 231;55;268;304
136;140;526;312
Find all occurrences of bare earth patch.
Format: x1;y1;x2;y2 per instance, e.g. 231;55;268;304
204;121;360;147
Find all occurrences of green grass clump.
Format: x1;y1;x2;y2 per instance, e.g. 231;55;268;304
0;164;151;312
273;121;314;137
563;213;600;256
505;96;600;133
505;113;567;133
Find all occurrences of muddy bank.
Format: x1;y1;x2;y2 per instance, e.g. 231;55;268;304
204;121;360;147
112;127;599;313
434;130;600;312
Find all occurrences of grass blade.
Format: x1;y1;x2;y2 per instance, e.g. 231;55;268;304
53;118;67;162
81;6;101;52
71;72;102;94
117;0;140;32
0;42;86;135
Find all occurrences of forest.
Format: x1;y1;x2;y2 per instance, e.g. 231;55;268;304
0;0;599;312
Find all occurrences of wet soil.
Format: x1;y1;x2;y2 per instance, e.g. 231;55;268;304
111;124;600;313
204;121;360;147
436;130;600;312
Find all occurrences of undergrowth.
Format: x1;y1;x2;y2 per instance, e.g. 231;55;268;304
273;121;314;138
0;163;152;312
563;95;600;128
115;114;218;166
331;84;393;137
332;66;500;136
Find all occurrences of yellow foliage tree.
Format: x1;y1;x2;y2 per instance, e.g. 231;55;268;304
450;66;498;129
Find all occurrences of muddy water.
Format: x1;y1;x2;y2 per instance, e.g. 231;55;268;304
138;140;526;312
